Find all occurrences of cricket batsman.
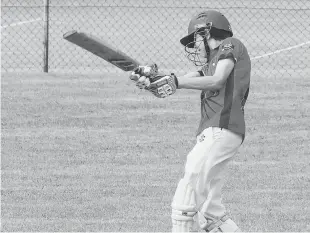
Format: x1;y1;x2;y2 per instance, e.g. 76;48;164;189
130;10;251;232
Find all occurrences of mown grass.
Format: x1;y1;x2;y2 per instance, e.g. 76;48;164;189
1;72;310;232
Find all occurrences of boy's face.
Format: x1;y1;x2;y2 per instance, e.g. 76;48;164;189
194;34;208;59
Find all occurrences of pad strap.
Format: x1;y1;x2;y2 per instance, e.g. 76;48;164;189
198;70;205;76
205;215;229;232
197;212;230;232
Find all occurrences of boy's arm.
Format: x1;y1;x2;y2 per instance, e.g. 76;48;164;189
178;59;235;91
181;71;201;78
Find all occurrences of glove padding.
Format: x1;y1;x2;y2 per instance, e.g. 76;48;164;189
129;63;178;98
147;73;178;98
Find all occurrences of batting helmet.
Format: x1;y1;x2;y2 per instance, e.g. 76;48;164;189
180;10;233;48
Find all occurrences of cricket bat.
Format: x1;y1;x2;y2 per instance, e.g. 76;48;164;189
63;30;140;71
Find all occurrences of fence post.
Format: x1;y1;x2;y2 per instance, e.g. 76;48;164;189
43;0;49;72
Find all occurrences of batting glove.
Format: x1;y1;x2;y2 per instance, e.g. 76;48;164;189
147;73;179;98
129;63;158;84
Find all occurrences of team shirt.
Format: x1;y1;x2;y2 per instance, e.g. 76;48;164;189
197;37;251;138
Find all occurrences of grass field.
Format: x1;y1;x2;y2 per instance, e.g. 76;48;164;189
1;70;310;232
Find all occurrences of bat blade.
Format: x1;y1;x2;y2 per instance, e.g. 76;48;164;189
63;30;140;71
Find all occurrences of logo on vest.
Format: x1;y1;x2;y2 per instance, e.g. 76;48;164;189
198;134;205;142
222;43;234;51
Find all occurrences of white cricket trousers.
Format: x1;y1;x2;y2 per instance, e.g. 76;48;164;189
184;127;242;218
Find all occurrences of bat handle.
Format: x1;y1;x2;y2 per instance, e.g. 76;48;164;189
134;66;145;76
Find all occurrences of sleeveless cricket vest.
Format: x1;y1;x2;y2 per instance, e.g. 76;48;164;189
197;37;251;138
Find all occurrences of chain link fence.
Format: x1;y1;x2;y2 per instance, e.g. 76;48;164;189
1;0;310;78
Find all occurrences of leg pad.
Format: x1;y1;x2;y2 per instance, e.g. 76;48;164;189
171;179;197;232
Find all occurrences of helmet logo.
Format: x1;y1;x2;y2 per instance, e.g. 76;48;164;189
228;24;232;31
195;23;206;29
